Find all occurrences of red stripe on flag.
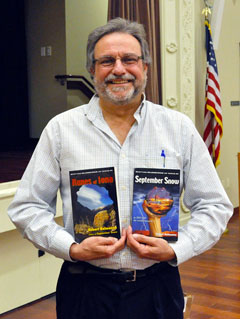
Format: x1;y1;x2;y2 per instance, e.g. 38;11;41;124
208;71;220;91
203;20;223;167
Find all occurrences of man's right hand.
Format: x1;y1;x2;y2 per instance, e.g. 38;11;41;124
69;228;127;261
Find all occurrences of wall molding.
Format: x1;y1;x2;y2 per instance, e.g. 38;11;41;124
160;0;195;223
160;0;195;122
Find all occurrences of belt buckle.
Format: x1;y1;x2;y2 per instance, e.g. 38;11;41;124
121;269;136;282
126;270;136;282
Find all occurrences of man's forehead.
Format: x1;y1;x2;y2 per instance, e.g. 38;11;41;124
94;32;141;54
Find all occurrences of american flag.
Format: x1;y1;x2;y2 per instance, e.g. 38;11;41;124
203;20;223;167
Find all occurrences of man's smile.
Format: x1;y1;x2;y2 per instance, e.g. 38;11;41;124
107;79;132;84
104;74;136;85
104;74;135;86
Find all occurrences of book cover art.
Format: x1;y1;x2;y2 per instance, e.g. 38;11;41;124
69;167;121;243
132;168;180;242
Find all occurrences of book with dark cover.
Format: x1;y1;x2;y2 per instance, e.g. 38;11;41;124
132;168;180;242
69;167;121;243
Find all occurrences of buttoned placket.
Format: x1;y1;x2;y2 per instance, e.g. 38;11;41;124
85;96;146;267
90;105;143;266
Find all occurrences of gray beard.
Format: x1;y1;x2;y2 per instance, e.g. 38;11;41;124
93;74;147;106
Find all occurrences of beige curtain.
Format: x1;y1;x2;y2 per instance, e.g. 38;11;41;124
107;0;162;104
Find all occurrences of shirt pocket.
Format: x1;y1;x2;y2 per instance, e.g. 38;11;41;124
143;152;182;170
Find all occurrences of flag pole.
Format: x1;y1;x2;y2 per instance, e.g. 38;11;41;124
203;1;214;163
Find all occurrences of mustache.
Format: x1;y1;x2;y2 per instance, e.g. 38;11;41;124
104;74;136;83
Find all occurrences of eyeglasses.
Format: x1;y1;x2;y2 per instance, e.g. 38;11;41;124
93;54;143;68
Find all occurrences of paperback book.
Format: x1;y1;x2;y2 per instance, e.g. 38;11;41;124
132;168;180;242
69;167;121;243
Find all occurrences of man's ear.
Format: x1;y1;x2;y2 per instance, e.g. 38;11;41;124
90;67;95;77
143;63;148;73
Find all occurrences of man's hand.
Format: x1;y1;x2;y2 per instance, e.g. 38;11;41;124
70;228;127;261
126;226;176;262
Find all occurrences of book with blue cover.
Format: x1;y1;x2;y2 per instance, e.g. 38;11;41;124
69;167;121;243
132;168;180;242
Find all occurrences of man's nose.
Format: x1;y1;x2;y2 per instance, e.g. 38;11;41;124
112;58;126;75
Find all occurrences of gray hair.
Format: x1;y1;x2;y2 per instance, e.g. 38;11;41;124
86;18;151;75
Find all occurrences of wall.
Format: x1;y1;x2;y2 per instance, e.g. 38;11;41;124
25;0;67;138
25;0;108;133
195;1;240;207
216;0;240;208
160;1;195;120
160;0;196;224
65;0;108;108
0;181;63;314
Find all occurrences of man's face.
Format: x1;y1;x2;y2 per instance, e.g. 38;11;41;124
92;32;148;106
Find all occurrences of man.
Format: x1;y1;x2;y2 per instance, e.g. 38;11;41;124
8;18;233;319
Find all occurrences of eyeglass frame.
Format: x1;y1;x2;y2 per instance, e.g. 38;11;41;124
93;54;144;68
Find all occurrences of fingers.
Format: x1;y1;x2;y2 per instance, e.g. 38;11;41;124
70;229;127;261
94;230;127;258
141;202;152;216
142;199;147;208
126;225;143;252
126;226;176;261
113;228;127;252
70;226;175;263
132;233;156;246
94;236;118;245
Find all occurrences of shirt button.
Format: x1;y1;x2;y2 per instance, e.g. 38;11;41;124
121;185;127;190
121;153;126;158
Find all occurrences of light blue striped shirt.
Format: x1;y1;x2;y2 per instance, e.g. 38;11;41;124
8;95;233;269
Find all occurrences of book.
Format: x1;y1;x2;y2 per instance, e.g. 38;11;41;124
69;167;121;243
132;168;180;242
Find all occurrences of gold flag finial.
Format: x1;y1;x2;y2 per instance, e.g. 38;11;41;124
202;0;212;17
202;6;212;17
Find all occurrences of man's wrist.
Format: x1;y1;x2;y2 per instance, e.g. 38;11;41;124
167;246;178;265
69;242;79;261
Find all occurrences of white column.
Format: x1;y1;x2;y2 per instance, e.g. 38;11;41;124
160;0;195;224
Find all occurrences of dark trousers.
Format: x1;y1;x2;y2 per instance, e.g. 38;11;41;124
56;261;184;319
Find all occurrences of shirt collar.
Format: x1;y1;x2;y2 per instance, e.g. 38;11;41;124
85;93;147;123
134;93;146;123
84;95;102;122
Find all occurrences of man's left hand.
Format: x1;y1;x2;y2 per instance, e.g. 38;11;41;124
126;226;176;262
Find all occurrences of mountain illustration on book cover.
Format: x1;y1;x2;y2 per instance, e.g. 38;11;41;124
132;168;180;242
69;167;121;243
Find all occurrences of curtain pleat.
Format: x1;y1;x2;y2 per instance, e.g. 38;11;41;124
107;0;162;104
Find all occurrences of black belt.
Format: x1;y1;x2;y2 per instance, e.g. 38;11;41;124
66;260;168;283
